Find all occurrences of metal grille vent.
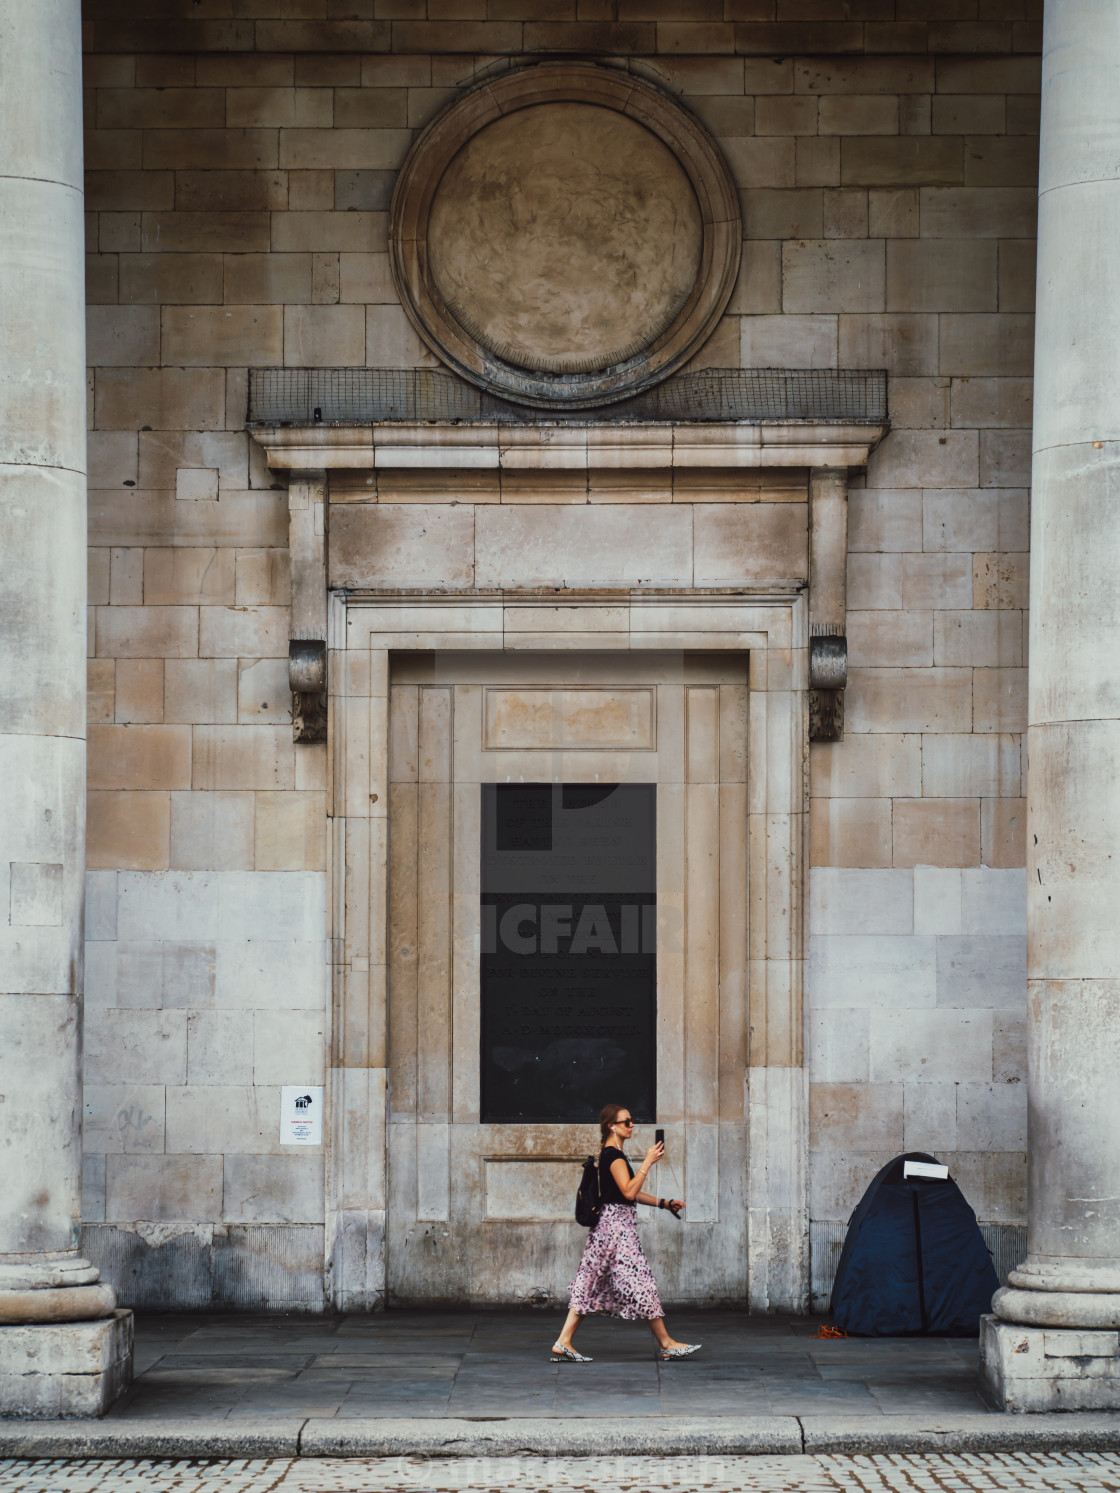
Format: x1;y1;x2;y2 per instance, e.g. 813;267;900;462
247;367;888;427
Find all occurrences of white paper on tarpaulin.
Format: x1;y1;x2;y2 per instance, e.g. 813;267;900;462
903;1160;949;1180
281;1086;324;1145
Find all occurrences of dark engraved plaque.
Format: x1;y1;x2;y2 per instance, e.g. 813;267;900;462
480;783;656;1124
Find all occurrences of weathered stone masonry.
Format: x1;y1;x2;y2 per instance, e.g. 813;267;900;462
12;0;1119;1419
75;13;1037;1318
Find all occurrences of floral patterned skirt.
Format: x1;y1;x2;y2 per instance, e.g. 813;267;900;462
568;1204;664;1321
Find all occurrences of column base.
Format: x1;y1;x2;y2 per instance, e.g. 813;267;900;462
0;1310;132;1419
995;1285;1120;1330
0;1284;116;1324
980;1314;1120;1412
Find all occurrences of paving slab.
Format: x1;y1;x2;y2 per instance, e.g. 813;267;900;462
6;1413;1120;1462
4;1311;1120;1459
801;1413;1120;1454
299;1414;804;1457
0;1421;305;1459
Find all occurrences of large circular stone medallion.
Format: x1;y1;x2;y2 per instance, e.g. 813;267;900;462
428;102;703;376
390;63;740;409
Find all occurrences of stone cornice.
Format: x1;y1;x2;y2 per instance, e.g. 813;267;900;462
250;420;889;472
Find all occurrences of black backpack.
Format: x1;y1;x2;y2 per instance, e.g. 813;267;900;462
575;1154;601;1229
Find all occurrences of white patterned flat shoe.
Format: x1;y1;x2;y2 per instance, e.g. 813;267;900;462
551;1343;593;1362
660;1343;702;1360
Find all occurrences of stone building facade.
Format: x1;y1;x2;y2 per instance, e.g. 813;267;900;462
76;3;1037;1314
5;0;1120;1419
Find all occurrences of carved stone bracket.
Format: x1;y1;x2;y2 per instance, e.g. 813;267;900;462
289;470;327;742
290;638;327;742
808;467;849;742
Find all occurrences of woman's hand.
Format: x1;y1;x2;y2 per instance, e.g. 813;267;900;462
643;1141;664;1171
668;1198;684;1216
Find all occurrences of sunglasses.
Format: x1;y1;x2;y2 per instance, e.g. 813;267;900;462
616;1117;634;1127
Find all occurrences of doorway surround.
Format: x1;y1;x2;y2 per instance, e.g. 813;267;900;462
251;407;887;1313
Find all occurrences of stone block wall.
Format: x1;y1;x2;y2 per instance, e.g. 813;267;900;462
81;2;1036;1306
808;868;1026;1222
80;866;329;1302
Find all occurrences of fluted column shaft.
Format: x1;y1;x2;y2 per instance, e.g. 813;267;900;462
994;0;1120;1329
0;0;112;1320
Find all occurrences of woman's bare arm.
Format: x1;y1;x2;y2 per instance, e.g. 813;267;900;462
609;1156;647;1201
609;1142;663;1202
636;1189;685;1210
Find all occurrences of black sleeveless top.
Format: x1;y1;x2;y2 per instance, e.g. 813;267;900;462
599;1146;636;1208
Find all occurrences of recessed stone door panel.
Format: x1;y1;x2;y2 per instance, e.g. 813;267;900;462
482;687;656;752
484;1158;582;1221
385;651;749;1305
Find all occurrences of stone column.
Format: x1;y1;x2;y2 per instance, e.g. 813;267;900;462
980;0;1120;1412
0;0;131;1416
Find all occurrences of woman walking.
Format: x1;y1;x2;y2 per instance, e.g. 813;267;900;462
551;1103;702;1362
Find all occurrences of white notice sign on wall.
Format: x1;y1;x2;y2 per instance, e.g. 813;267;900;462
281;1086;324;1146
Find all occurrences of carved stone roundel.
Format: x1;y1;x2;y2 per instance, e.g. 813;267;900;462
390;64;741;409
428;103;702;375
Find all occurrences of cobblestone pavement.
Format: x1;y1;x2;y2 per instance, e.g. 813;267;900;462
4;1453;1120;1493
110;1312;988;1419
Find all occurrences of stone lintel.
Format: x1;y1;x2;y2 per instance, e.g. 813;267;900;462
250;422;888;473
0;1311;132;1420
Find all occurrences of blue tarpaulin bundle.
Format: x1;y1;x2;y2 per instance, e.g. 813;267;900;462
830;1152;999;1337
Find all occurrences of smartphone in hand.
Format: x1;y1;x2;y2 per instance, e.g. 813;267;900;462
654;1129;679;1218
